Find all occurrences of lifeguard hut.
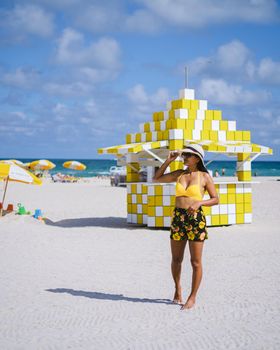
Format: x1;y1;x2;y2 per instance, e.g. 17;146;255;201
98;88;272;228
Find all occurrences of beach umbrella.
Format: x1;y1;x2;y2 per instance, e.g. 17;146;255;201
0;159;24;166
29;159;56;171
0;160;16;165
22;162;31;169
63;161;86;171
0;162;42;215
10;159;24;166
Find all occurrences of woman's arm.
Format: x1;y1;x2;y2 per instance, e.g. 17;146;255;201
199;173;219;207
152;151;183;183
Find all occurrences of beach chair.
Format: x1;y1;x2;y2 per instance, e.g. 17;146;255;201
51;174;65;183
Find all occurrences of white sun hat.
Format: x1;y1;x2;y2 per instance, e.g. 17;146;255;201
179;144;208;172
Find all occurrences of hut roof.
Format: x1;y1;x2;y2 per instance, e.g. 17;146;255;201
98;88;273;159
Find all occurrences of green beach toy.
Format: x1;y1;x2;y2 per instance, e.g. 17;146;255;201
17;203;31;215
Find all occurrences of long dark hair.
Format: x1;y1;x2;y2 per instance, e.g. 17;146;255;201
196;157;209;173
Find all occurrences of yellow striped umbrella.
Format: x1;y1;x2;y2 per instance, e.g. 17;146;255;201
63;161;86;171
29;159;56;170
0;159;24;166
22;162;31;169
0;162;42;215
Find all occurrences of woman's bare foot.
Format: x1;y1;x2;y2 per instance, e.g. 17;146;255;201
173;287;183;304
181;295;196;310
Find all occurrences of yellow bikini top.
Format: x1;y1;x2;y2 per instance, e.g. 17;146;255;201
175;171;203;200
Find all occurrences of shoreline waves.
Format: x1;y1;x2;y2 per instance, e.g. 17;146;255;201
1;158;280;177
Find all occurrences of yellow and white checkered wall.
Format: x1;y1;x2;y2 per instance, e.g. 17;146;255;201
127;183;148;225
127;182;252;228
203;182;252;226
237;153;252;181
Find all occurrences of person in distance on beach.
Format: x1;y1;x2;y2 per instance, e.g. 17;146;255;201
153;144;219;310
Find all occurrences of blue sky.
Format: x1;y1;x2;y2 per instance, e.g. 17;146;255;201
0;0;279;160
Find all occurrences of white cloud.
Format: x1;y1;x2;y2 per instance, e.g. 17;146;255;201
216;40;252;71
44;81;92;96
0;4;54;40
55;29;121;68
248;107;280;124
185;40;255;79
245;61;256;80
198;78;270;105
0;110;37;137
91;37;121;69
253;111;280;148
11;111;27;120
48;29;122;90
85;99;98;114
127;84;149;105
258;58;280;84
127;84;169;115
13;126;34;136
55;28;84;65
1;94;115;143
182;40;280;86
124;10;160;33
52;103;69;121
33;1;160;34
0;67;40;89
77;67;115;83
79;117;92;124
22;0;279;35
139;0;279;28
54;124;80;143
74;3;123;33
53;0;279;32
257;109;273;120
0;29;122;98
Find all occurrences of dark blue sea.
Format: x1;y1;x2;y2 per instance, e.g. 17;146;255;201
8;159;280;177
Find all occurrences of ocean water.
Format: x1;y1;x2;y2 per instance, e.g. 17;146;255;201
9;159;115;177
8;159;280;177
205;160;280;177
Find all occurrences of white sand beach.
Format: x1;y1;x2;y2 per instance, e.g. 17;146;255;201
0;178;280;350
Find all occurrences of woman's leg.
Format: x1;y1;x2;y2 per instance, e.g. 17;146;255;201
181;241;204;310
170;239;187;303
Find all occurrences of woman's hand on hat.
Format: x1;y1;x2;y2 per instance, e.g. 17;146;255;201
167;151;180;162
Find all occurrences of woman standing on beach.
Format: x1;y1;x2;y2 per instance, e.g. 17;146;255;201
153;144;219;310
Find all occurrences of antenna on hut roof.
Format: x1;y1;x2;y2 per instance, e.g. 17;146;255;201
184;66;188;89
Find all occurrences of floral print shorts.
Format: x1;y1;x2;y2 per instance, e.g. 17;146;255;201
170;207;208;242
